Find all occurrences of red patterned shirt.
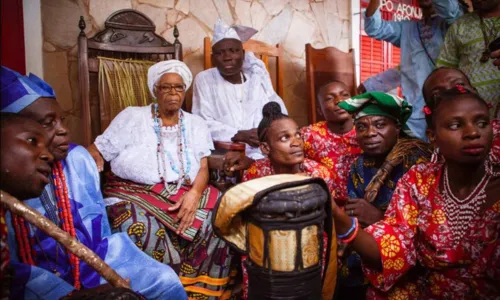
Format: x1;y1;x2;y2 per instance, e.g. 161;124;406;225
363;156;500;299
243;157;335;197
301;122;361;203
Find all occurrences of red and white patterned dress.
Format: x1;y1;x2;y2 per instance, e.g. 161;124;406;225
362;141;500;299
301;122;361;204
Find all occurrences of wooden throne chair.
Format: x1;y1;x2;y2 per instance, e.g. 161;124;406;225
305;44;357;124
78;9;183;146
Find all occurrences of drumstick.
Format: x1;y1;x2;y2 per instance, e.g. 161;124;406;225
0;190;130;289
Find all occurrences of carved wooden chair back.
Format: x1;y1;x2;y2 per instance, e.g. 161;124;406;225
305;44;357;124
78;9;183;146
203;37;284;99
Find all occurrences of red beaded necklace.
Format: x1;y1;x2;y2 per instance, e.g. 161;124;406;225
12;161;81;290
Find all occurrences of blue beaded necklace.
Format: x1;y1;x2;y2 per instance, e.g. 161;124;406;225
153;103;191;193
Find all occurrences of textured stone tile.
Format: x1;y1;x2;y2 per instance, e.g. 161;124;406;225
191;0;219;29
283;52;304;90
235;0;252;26
336;0;350;19
214;0;234;25
250;1;271;31
184;50;204;78
341;19;350;39
136;4;167;34
310;31;327;49
137;0;174;8
324;0;343;46
166;9;179;26
311;0;348;47
43;42;56;52
324;0;339;17
68;45;79;60
43;51;73;111
163;17;207;54
255;5;293;45
290;0;310;11
311;2;328;44
327;17;343;47
175;0;190;15
89;0;132;30
338;37;350;52
284;11;316;57
259;0;289;15
42;0;90;49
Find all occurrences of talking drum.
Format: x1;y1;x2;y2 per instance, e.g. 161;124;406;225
213;175;336;300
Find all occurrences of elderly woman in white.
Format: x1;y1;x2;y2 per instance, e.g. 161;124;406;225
87;60;233;299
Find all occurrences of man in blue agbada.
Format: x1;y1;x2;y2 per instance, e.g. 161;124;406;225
1;66;187;300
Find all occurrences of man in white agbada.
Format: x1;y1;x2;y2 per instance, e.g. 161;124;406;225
192;19;288;160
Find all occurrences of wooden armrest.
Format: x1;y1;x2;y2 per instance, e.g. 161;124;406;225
214;141;246;152
207;153;225;170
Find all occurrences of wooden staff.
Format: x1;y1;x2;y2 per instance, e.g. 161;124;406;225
0;190;130;289
364;139;433;202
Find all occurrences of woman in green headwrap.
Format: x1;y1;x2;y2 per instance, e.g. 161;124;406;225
335;92;432;300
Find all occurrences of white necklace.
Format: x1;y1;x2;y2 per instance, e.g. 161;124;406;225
442;160;492;242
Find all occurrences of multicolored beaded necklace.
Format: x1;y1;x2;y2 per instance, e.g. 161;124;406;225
153;103;191;193
12;161;81;289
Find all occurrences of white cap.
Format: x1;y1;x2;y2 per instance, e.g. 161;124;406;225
212;18;258;46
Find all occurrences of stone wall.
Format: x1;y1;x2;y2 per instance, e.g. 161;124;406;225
42;0;352;144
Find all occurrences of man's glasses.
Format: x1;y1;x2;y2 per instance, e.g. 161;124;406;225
155;84;185;94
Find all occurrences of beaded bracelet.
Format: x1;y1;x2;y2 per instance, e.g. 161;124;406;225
340;218;359;244
337;217;356;239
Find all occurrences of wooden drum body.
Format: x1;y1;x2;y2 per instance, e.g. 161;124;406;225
212;175;335;300
246;182;330;300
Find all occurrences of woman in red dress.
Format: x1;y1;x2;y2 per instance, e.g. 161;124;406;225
331;85;500;299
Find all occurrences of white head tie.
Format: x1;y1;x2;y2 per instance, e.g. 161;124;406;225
147;60;193;97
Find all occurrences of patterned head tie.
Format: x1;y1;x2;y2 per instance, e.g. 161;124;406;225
1;66;55;113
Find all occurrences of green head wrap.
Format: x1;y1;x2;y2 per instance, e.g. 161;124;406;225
338;92;414;136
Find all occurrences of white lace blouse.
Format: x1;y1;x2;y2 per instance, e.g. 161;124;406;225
94;104;213;185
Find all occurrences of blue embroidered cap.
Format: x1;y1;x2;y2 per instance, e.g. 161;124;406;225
1;66;55;113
